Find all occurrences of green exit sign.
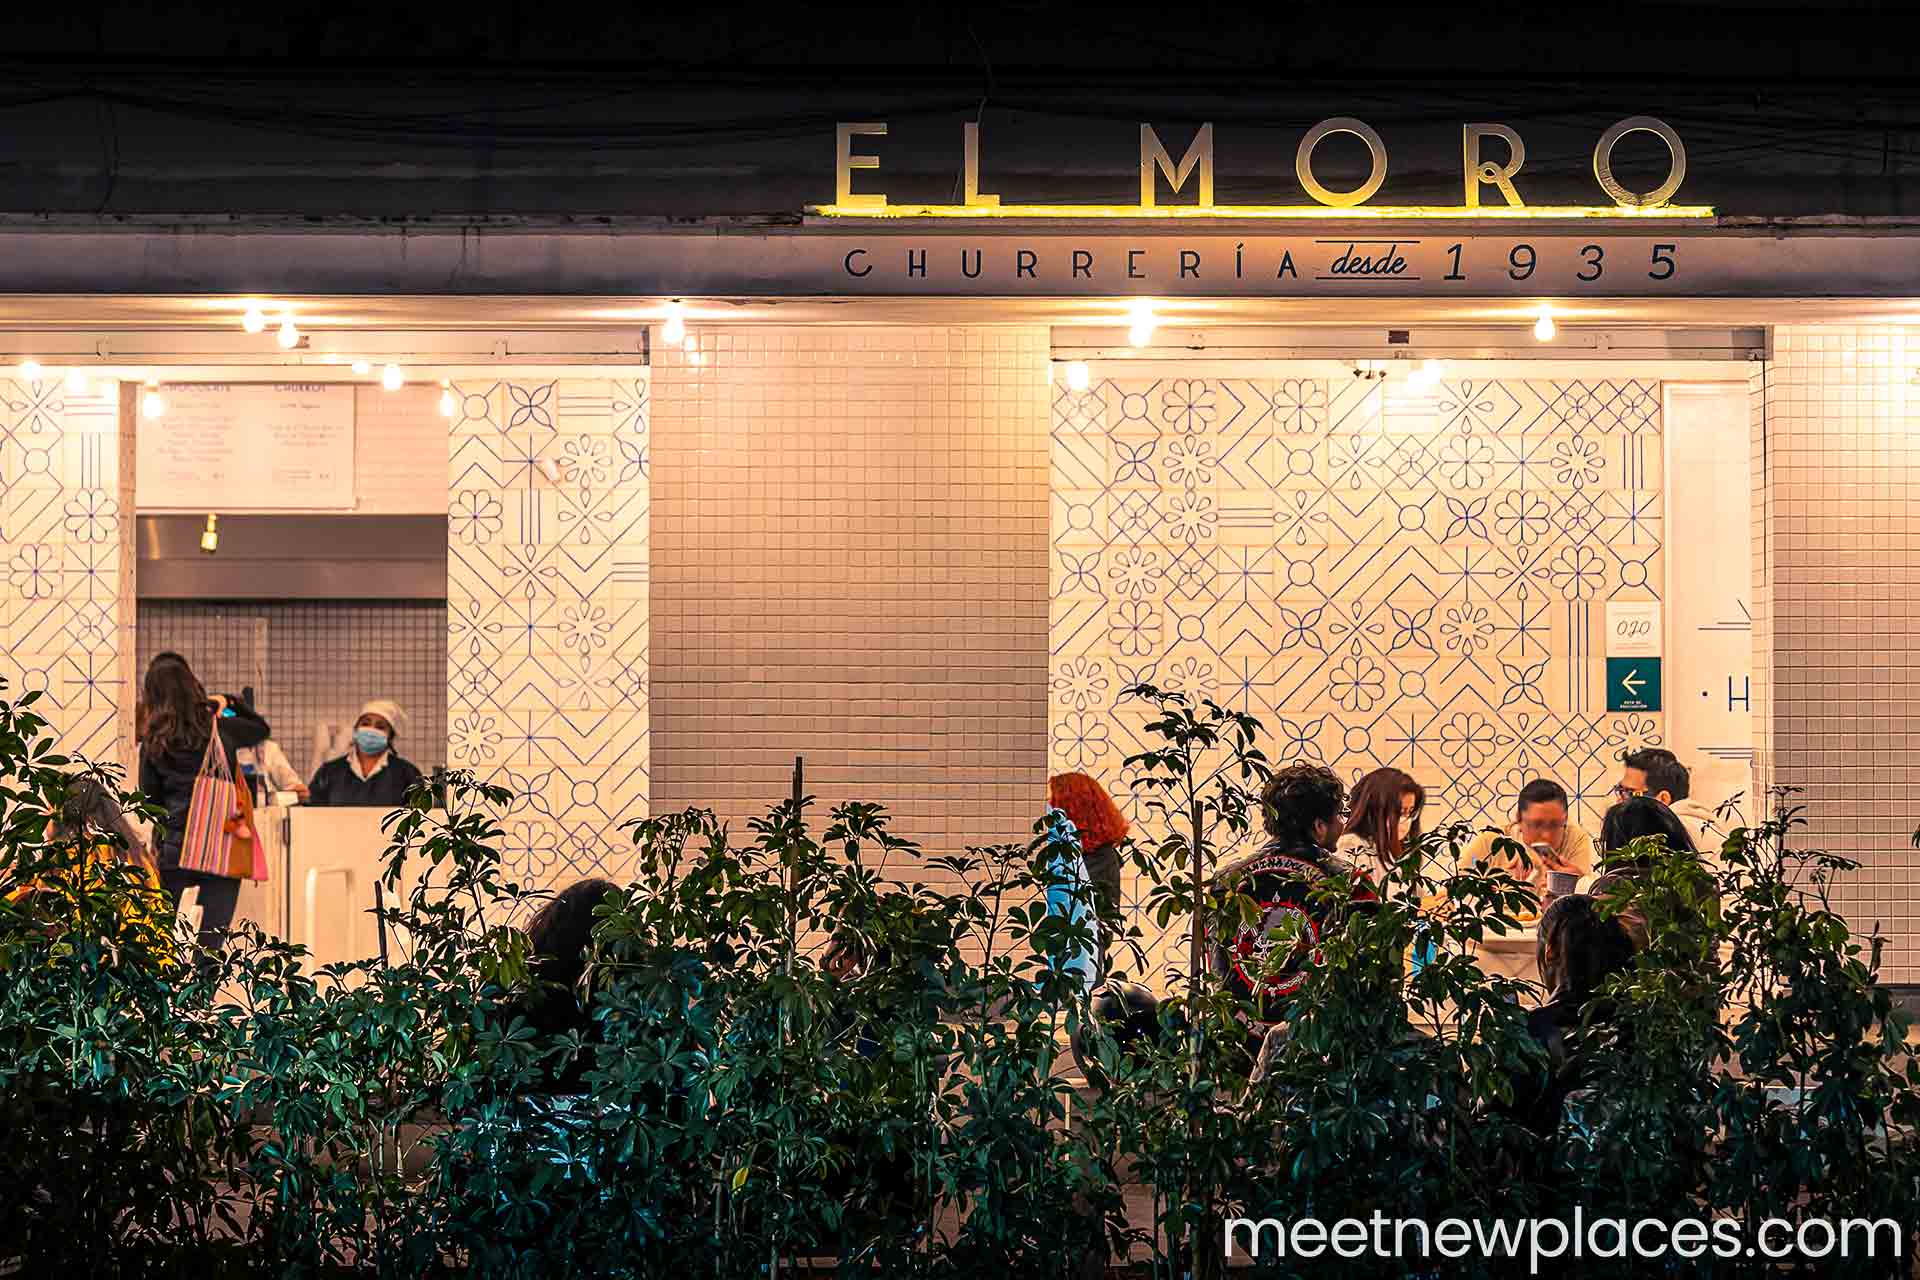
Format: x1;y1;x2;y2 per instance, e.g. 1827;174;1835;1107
1606;657;1662;712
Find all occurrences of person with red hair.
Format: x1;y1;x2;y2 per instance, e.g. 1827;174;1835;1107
1047;771;1130;980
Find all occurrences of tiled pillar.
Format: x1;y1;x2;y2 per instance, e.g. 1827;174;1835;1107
1756;326;1920;979
0;375;132;772
447;376;650;890
650;327;1050;880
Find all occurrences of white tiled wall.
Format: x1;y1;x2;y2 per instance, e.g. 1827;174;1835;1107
0;377;133;773
1757;327;1920;980
650;328;1050;876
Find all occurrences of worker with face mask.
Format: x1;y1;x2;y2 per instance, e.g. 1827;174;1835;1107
306;699;425;808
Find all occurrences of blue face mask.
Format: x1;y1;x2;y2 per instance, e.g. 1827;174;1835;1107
353;727;390;756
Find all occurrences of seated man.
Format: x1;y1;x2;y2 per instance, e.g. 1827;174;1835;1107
1459;779;1596;901
1210;762;1375;1052
1618;747;1726;857
307;699;425;808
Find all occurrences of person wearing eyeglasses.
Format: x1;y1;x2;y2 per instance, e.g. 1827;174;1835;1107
1615;748;1724;855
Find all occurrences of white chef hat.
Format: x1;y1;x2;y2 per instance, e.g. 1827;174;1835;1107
358;699;408;736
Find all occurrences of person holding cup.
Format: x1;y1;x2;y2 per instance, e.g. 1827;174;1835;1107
1459;779;1597;912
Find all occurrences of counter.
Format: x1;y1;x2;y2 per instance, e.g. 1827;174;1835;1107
231;805;445;972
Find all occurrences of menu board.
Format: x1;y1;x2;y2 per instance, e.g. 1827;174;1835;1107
136;383;355;510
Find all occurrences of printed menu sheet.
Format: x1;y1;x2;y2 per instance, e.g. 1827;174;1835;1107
136;383;355;510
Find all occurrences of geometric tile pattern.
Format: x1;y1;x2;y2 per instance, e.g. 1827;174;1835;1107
447;376;649;891
0;375;131;771
1052;373;1666;981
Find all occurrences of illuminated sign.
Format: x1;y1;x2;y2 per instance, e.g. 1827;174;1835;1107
813;116;1712;219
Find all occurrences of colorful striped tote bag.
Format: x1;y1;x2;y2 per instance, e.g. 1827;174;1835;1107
177;729;242;878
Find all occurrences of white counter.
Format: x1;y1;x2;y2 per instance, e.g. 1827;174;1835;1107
232;805;445;973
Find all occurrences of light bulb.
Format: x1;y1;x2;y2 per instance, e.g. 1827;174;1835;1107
1128;321;1155;349
200;514;219;554
241;305;267;334
1533;308;1556;341
64;369;88;394
381;363;403;391
1064;361;1091;392
141;390;166;418
276;317;299;349
19;359;41;381
661;300;686;345
351;359;371;375
1127;298;1155;324
439;388;457;417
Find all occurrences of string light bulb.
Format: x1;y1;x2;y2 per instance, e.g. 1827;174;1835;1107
18;359;41;381
276;316;300;349
241;305;267;334
661;301;686;345
381;363;404;391
142;389;166;419
1064;361;1091;392
1126;298;1157;349
439;388;457;417
351;359;371;375
1533;306;1557;341
63;368;88;394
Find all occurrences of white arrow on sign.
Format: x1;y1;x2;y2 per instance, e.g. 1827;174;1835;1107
1621;670;1645;695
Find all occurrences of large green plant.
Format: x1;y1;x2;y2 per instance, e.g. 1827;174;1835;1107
8;672;1920;1277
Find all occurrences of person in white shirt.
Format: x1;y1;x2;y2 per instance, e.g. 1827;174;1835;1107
236;737;308;800
1616;748;1725;857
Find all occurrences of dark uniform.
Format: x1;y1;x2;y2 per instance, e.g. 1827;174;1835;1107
307;752;424;808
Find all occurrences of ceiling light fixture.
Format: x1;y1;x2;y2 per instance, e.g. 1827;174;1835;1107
276;316;300;349
241;305;267;334
381;363;403;391
1064;361;1091;392
1533;306;1557;341
661;300;686;345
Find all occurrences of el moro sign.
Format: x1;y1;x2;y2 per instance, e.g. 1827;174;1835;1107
813;116;1709;219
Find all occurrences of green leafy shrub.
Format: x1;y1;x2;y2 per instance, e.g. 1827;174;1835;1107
4;678;1920;1277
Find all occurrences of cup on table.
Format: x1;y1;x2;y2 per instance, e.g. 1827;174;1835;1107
1545;870;1579;902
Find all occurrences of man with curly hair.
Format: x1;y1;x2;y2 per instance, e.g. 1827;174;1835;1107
1209;762;1376;1051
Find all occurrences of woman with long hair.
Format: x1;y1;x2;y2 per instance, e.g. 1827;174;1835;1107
136;652;270;948
1335;766;1426;883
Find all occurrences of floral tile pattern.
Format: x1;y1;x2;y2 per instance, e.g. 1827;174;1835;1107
447;377;648;890
1051;375;1665;980
0;377;130;770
